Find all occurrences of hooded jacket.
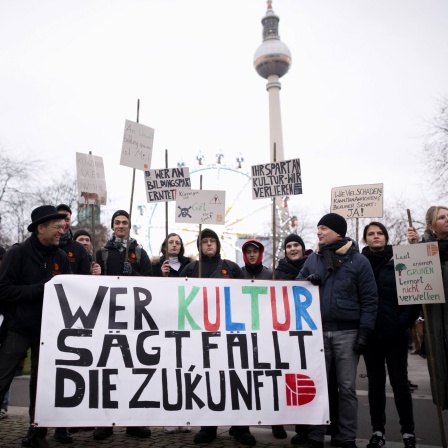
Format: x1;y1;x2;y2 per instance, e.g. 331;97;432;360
275;249;313;280
179;228;243;279
0;234;71;336
297;238;378;332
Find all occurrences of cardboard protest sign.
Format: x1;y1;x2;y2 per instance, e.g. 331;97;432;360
120;119;155;171
144;167;191;202
251;158;302;199
393;243;445;305
76;152;107;205
330;183;383;218
175;189;226;225
34;275;328;427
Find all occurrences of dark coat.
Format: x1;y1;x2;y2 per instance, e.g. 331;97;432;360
151;255;193;277
297;238;378;332
60;238;91;275
0;234;71;336
275;249;312;280
362;246;420;341
179;256;243;279
96;239;152;276
241;265;273;279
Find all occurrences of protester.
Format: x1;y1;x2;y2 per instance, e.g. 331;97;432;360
151;232;193;278
73;229;93;261
151;232;193;434
407;205;448;410
92;209;152;441
240;238;286;440
0;246;9;421
179;229;256;446
0;205;72;448
56;205;100;275
275;234;310;280
296;213;378;448
362;222;419;448
95;210;152;278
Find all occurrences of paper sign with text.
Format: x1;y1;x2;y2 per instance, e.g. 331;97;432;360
393;243;445;305
34;275;328;427
144;167;191;202
330;183;383;218
251;159;302;199
76;152;107;205
120;119;155;171
175;189;226;225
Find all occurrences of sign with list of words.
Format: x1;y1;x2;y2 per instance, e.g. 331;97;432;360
175;189;226;225
120;119;155;171
76;152;107;206
144;167;191;202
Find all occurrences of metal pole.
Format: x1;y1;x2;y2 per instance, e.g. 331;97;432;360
271;143;277;276
198;175;203;278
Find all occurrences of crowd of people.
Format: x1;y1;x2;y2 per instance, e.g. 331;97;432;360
1;204;447;448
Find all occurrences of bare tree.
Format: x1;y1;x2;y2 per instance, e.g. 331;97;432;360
422;96;448;199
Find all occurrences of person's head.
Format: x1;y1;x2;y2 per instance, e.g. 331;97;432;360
197;228;220;258
161;233;185;258
284;234;305;261
73;229;92;253
56;204;72;233
425;206;448;240
111;210;130;239
317;213;347;246
27;205;67;246
242;239;264;266
363;222;389;252
290;216;298;227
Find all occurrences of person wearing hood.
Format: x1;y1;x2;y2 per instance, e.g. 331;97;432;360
362;222;419;448
240;239;273;280
179;229;256;447
56;204;100;275
275;234;310;280
179;228;243;280
151;233;193;278
240;239;288;440
296;213;378;448
95;210;152;277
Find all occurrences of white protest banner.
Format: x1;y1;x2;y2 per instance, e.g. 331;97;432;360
120;119;155;170
76;152;107;205
393;243;445;305
175;189;226;225
144;167;191;202
251;158;302;199
330;183;383;218
34;275;329;427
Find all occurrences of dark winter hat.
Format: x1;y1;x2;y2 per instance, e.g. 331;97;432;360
197;228;221;254
284;234;305;252
111;210;130;229
56;204;72;215
27;205;68;232
317;213;347;237
73;229;92;241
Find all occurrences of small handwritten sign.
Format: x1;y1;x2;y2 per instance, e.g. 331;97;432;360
393;243;445;305
120;119;155;171
330;183;383;218
251;158;302;199
144;167;191;202
175;189;226;225
76;152;107;205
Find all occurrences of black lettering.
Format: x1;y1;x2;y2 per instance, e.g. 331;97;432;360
227;334;249;369
55;367;85;407
162;368;182;410
134;287;158;330
97;335;134;368
136;331;161;366
56;329;93;366
129;369;160;408
165;331;190;368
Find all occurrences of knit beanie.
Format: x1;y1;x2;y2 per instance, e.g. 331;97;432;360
73;229;92;241
317;213;347;237
111;210;130;229
284;234;305;252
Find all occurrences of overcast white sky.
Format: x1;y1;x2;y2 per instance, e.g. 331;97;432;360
1;0;447;251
